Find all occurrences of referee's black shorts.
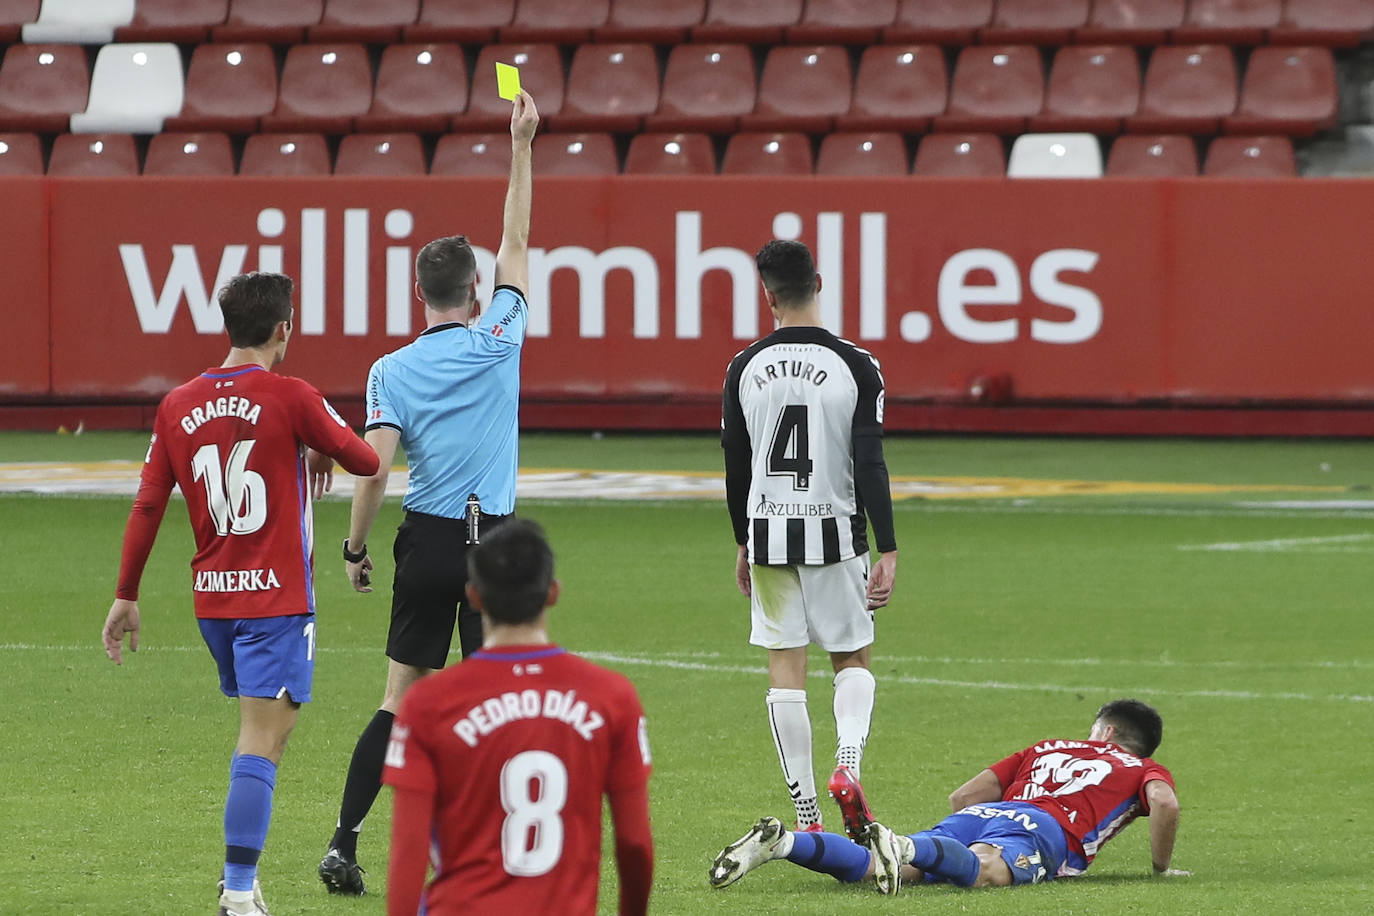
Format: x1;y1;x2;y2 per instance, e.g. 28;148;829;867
386;509;511;669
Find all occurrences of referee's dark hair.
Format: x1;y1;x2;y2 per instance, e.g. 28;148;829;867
416;235;478;309
467;519;556;625
218;272;294;348
1095;698;1164;758
756;239;819;306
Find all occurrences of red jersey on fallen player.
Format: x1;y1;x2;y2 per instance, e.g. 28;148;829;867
990;738;1175;875
116;364;378;619
383;645;653;915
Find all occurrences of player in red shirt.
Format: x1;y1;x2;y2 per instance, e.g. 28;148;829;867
383;519;654;916
101;271;379;916
710;698;1187;895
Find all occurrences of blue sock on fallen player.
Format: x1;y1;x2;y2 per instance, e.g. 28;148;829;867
785;830;872;883
223;754;277;892
912;834;981;887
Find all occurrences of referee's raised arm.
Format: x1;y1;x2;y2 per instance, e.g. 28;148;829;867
495;90;538;294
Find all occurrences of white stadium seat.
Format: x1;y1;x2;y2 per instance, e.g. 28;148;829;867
22;0;134;43
70;43;184;134
1007;132;1103;178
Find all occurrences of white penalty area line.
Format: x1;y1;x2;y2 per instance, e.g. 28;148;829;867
1178;533;1374;552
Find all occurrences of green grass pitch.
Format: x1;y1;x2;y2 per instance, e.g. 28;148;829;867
1;432;1371;914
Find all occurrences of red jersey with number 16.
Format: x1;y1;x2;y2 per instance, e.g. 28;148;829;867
116;364;378;619
383;645;653;915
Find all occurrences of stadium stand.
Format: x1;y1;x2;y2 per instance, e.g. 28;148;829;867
816;130;909;175
785;0;897;45
742;44;852;133
1173;0;1282;45
935;45;1045;133
23;0;133;43
1225;45;1338;135
980;0;1091;45
404;0;512;43
1270;0;1374;46
884;0;993;45
501;0;608;44
693;0;802;44
115;0;226;43
623;130;717;174
1007;132;1104;177
47;131;138;174
531;131;618;175
597;0;705;43
0;43;91;133
1127;44;1238;134
213;0;321;43
1030;45;1141;134
70;42;183;134
260;43;372;134
164;42;276;134
0;131;43;173
644;43;755;134
1105;134;1200;175
912;132;1006;175
143;130;235;175
239;131;330;175
334;132;427;175
1203;134;1298;174
459;43;564;131
1074;0;1185;44
836;43;947;133
552;42;660;133
0;0;39;43
355;43;468;134
430;131;512;175
309;0;417;43
720;130;813;174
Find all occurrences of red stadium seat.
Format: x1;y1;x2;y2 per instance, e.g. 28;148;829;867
1127;45;1238;134
837;44;947;133
117;0;227;42
1225;46;1337;136
597;0;705;43
532;132;618;175
310;0;417;42
786;0;897;45
404;0;512;43
431;132;512;175
720;131;812;175
165;43;276;134
48;132;138;176
1203;135;1297;176
144;131;235;175
0;0;39;43
742;45;852;133
981;0;1090;45
261;43;372;134
623;131;717;174
1173;0;1282;45
912;132;1005;175
0;132;43;174
1031;45;1141;134
215;0;322;42
816;131;908;175
356;43;467;134
644;43;755;134
553;43;659;133
239;132;331;175
934;45;1044;134
335;132;427;175
884;0;992;44
0;44;91;134
1105;134;1199;175
501;0;608;43
693;0;802;43
1271;0;1374;46
1075;0;1185;44
458;44;565;132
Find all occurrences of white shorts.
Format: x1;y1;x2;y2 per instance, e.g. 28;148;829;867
749;555;874;653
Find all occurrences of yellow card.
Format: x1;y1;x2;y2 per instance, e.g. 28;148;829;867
495;62;522;101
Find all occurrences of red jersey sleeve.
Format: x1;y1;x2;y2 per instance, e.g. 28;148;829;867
606;678;652;793
383;685;438;794
115;418;177;601
1138;760;1175;812
989;746;1032;796
288;379;379;477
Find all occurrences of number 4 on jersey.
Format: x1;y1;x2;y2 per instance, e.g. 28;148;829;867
767;405;813;490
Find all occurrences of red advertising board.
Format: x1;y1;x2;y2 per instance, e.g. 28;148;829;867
14;175;1374;418
0;179;50;397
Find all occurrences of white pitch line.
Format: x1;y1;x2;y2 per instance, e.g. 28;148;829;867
1179;533;1374;552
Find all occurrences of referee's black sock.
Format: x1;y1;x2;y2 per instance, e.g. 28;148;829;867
330;709;395;860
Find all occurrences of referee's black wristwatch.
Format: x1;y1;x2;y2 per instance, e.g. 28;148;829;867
342;539;368;563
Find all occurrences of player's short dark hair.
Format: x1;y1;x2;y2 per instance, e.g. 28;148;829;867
416;235;478;309
755;239;818;306
218;272;294;348
467;519;556;625
1095;698;1164;757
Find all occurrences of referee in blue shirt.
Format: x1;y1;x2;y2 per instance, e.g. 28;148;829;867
318;91;540;896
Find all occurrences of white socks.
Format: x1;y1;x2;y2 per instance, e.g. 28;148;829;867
766;688;820;828
833;667;876;781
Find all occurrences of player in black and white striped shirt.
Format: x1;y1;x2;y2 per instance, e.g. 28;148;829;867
722;239;898;834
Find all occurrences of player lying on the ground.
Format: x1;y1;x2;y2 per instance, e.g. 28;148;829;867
709;698;1189;895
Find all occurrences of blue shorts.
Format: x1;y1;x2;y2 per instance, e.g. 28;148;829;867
914;802;1068;885
198;614;316;703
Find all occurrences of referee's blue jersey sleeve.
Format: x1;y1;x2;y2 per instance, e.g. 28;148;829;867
474;285;528;348
365;357;401;431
